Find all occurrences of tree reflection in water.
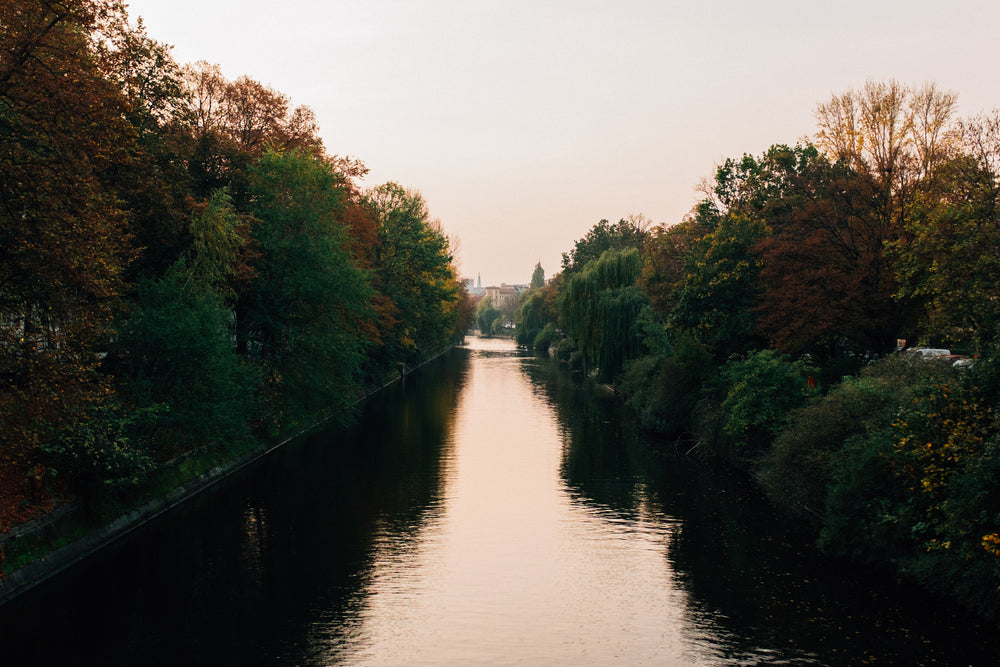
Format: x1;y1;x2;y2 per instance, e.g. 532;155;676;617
1;340;994;665
522;347;993;665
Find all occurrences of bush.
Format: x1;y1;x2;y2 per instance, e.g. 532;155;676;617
771;354;932;546
533;323;557;352
40;396;156;500
812;354;1000;619
819;424;907;560
717;349;816;454
760;374;897;515
621;334;710;436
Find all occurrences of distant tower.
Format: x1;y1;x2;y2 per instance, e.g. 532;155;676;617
477;273;482;289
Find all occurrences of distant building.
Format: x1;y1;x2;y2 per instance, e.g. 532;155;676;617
463;274;486;297
462;274;532;301
484;285;518;311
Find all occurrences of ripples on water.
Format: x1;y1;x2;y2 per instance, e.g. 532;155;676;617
302;338;984;666
2;337;996;665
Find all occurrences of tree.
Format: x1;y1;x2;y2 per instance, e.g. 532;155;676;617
561;215;649;274
814;80;959;229
559;249;647;381
669;214;767;360
515;289;545;346
718;350;816;452
639;219;703;317
95;14;188;134
1;0;138;467
476;297;501;336
530;262;545;289
117;274;254;456
244;150;376;425
893;110;1000;349
365;182;462;364
96;14;196;281
180;62;324;206
515;274;562;349
222;75;321;156
753;148;903;355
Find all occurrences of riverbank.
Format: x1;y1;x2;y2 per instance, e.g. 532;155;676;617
0;344;460;605
532;332;1000;626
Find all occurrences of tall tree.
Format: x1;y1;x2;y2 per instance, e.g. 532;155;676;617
1;0;138;462
814;80;958;229
561;215;649;274
894;110;1000;348
515;274;562;350
753;148;903;355
639;219;705;317
181;62;324;204
96;14;195;280
669;214;767;360
245;150;376;425
559;249;647;381
476;297;501;337
365;183;462;365
530;262;545;289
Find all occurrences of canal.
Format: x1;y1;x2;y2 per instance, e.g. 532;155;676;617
2;338;995;665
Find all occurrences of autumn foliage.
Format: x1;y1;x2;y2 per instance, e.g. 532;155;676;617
1;1;471;545
519;80;1000;619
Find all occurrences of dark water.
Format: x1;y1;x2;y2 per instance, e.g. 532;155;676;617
2;338;996;665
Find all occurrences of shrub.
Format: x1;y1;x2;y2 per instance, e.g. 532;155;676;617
533;323;557;352
718;349;816;454
40;396;156;500
760;375;897;515
814;354;1000;619
621;333;711;436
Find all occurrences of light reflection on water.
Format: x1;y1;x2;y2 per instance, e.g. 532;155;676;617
323;338;770;665
3;337;996;665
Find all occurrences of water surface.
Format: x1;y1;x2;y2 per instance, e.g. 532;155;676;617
2;338;995;665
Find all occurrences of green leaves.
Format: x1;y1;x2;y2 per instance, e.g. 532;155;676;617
476;297;502;337
558;248;647;381
718;349;815;451
246;150;376;424
560;216;648;274
365;182;462;364
0;4;469;515
669;214;767;360
118;273;255;453
893;140;1000;349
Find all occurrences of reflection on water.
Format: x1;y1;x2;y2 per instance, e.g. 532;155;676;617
2;338;996;665
327;338;697;665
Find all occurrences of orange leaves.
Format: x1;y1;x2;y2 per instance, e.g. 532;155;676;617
181;61;324;156
0;442;67;540
887;376;1000;562
982;533;1000;558
2;0;139;512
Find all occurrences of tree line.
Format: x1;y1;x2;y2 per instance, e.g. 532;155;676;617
0;0;473;531
516;81;1000;621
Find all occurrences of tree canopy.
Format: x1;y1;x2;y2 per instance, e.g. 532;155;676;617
0;1;472;528
515;79;1000;621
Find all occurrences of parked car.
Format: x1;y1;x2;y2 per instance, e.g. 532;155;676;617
904;347;974;367
905;347;952;359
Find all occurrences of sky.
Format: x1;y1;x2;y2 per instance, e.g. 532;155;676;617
124;0;1000;286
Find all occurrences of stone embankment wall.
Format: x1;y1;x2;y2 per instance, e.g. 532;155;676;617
0;344;460;605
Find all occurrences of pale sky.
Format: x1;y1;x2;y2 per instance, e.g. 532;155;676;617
125;0;1000;286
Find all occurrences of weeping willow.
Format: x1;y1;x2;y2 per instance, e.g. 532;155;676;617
515;289;547;346
559;249;648;381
